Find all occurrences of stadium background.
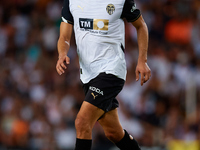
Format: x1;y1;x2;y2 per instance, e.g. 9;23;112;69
0;0;200;150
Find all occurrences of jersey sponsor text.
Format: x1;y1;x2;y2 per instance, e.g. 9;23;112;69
79;18;109;35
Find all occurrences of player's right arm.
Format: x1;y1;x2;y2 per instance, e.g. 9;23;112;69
56;22;73;75
56;0;74;75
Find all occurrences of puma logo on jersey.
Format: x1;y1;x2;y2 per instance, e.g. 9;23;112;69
89;86;104;95
78;5;85;11
91;92;98;99
131;4;136;12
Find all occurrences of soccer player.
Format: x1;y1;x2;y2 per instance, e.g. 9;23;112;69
56;0;151;150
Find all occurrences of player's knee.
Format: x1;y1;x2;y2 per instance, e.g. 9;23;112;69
105;131;120;143
75;116;91;134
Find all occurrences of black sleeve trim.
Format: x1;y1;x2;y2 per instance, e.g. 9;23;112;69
61;17;74;25
121;0;141;22
61;0;74;25
66;20;74;25
128;13;141;22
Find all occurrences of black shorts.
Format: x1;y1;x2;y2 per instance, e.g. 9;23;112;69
82;72;125;112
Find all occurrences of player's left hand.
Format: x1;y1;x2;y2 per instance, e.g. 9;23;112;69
56;55;70;75
135;60;151;86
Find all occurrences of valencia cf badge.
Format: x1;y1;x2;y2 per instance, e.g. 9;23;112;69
106;4;115;15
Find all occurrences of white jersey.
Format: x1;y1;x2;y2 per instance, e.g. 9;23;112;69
62;0;141;83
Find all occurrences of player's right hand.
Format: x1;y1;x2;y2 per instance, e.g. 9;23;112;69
56;55;70;75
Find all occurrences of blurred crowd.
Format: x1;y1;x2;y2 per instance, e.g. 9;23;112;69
0;0;200;150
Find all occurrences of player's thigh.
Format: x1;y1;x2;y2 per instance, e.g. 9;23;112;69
98;108;124;141
76;101;105;127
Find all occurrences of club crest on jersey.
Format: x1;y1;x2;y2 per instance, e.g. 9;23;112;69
106;4;115;15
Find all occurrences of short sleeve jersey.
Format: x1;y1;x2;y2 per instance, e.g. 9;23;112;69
62;0;141;83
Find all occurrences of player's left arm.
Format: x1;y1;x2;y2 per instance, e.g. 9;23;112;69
121;0;151;86
131;15;151;86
